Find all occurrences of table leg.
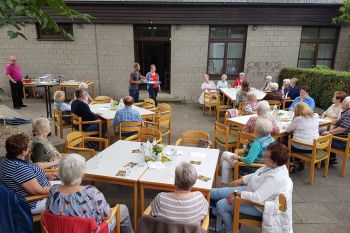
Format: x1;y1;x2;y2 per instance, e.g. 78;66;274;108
106;120;112;143
23;86;26;100
48;86;52;118
44;86;50;118
134;182;138;229
140;183;145;215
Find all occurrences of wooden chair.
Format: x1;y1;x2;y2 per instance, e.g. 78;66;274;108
331;133;350;177
134;98;157;111
156;103;171;116
233;132;258;180
216;98;232;121
125;127;162;144
203;92;217;116
175;130;211;148
115;121;143;140
25;194;48;222
145;115;171;144
41;204;121;233
214;121;237;151
267;100;281;109
53;109;71;139
224;110;242;131
288;135;332;184
143;205;209;232
65;131;109;159
282;98;294;110
238;101;249;115
93;96;111;104
71;113;102;138
232;194;287;232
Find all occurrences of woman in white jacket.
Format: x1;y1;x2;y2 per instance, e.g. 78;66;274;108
210;143;293;233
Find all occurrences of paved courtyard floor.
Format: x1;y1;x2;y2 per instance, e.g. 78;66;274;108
0;97;349;233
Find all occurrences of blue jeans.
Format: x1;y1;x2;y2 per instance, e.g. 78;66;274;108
332;139;346;150
210;186;262;232
85;123;107;138
129;88;139;103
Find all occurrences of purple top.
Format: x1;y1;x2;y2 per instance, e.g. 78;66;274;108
6;64;23;81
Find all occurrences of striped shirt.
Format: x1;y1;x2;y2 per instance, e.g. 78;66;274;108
151;191;208;224
0;158;50;208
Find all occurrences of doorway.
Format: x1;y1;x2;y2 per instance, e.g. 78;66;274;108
134;25;171;92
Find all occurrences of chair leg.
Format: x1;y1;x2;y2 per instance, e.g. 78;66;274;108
209;106;211;116
341;154;348;177
316;162;321;168
60;127;63;139
168;133;171;145
308;162;315;185
323;157;330;177
54;125;58;136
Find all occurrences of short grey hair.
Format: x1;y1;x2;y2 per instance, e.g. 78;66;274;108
270;83;279;91
174;162;197;191
32;117;50;136
266;75;273;81
59;154;86;186
257;100;270;115
221;74;227;80
247;92;257;101
239;72;245;77
255;118;273;137
79;82;88;89
290;78;298;84
283;79;290;84
343;96;350;107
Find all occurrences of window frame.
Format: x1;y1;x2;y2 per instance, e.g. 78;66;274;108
36;23;74;41
297;26;339;69
207;26;247;80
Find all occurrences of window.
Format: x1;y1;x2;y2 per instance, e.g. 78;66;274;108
207;26;247;78
36;23;74;41
297;27;338;68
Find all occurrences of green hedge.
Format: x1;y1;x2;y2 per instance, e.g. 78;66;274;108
278;68;350;109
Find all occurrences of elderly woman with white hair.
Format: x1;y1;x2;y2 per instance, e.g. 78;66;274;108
244;92;258;115
261;75;273;92
31;117;61;169
262;82;282;101
78;82;93;104
46;154;134;233
151;162;208;224
242;100;280;136
220;118;276;185
216;74;230;89
280;78;291;97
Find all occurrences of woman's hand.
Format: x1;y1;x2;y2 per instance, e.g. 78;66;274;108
226;192;235;205
47;172;59;181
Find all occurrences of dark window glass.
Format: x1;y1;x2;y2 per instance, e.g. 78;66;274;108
134;26;170;38
36;23;73;41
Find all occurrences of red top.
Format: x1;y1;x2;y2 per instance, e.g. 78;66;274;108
232;77;246;87
150;73;160;88
6;64;23;81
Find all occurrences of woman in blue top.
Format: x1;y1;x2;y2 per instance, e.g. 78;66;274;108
0;133;54;215
220;118;275;185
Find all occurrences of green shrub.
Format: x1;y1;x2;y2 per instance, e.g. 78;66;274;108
278;68;350;109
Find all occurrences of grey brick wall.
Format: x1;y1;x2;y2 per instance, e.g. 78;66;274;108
170;25;209;101
244;25;302;88
334;26;350;71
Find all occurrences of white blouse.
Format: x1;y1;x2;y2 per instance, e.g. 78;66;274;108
201;81;216;91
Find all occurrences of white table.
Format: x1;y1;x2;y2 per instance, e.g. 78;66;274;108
138;145;220;213
85;140;148;228
228;110;332;137
220;87;266;102
89;103;155;141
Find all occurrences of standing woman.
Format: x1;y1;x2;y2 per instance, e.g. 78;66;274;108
146;64;160;106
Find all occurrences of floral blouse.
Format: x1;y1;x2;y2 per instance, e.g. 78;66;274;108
242;114;280;136
46;185;111;225
323;104;342;121
31;137;61;163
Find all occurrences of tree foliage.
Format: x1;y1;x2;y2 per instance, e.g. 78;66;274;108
0;0;92;39
333;0;350;25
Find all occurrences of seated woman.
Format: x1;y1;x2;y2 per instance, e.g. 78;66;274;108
235;80;250;108
321;91;347;122
151;162;208;224
198;74;217;104
286;102;319;171
211;143;292;233
289;86;315;110
53;90;71;123
262;82;282;101
79;82;93;104
46;154;134;233
242;100;280;136
220;118;275;185
31;117;61;169
216;74;230;89
244;93;258;115
280;79;291;97
0;133;52;215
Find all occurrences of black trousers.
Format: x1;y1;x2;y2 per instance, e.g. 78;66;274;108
9;81;23;107
148;87;159;106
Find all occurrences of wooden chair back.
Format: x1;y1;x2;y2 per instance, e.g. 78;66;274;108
157;103;171;116
94;96;111;104
71;114;83;131
237;131;256;149
214;121;228;138
176;131;211;148
204;92;215;105
238;101;247;112
331;134;350;177
267;100;281;109
66;131;84;148
117;121;143;139
144;98;156;110
314;134;332;151
53;109;71;139
138;127;162;143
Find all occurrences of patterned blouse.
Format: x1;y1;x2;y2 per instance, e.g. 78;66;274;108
323;104;342;121
46;185;111;225
244;102;258;114
31;137;61;163
242;114;280;136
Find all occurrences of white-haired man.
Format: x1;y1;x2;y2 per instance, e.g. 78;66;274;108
5;56;26;109
261;75;273;92
322;96;350;165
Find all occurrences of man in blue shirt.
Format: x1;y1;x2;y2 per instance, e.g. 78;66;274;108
112;96;143;137
289;86;315;110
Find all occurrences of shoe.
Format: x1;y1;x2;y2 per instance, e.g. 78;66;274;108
20;105;27;107
14;106;21;109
